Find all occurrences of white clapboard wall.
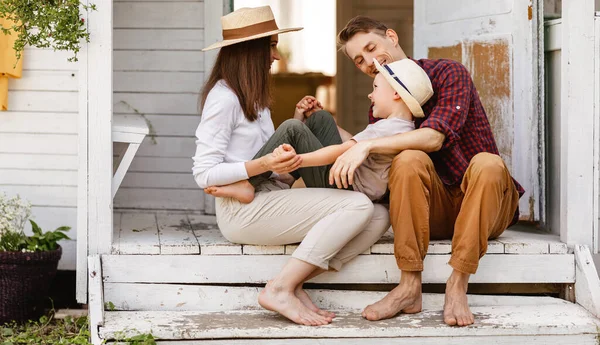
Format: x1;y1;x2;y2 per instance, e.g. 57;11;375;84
112;0;205;211
0;48;79;270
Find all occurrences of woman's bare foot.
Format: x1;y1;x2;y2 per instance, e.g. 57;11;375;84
294;286;336;318
258;281;333;326
362;271;422;321
204;180;255;203
443;270;474;327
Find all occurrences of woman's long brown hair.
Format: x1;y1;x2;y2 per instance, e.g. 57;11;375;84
200;36;272;122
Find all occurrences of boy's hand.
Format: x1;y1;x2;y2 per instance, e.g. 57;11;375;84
294;95;323;121
273;143;296;157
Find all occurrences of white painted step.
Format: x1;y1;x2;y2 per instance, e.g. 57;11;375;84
100;295;600;343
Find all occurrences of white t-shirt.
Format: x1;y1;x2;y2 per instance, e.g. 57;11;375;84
192;80;274;189
351;118;415;201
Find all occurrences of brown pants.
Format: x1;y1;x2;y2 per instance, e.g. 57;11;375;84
388;150;520;274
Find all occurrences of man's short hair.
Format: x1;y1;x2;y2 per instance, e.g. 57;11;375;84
337;16;389;47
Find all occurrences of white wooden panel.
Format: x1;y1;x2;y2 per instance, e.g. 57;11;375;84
56;239;77;270
113;29;204;50
243;245;285;255
11;71;78;91
99;303;600;340
6;91;78;112
0;185;76;207
114;188;204;210
0;112;77;134
0;134;77;154
574;245;600;318
120;172;197;189
0;169;77;186
127;156;192;173
114;72;203;93
22;49;78;71
425;0;511;24
136;137;196;158
157;213;199;254
88;256;104;345
103;284;567;312
102;254;575;284
114;2;204;29
194;230;241;255
114;51;204;72
118;114;199;137
111;213;122;254
114;93;198;115
116;213;160;254
0;153;77;170
26;206;77;239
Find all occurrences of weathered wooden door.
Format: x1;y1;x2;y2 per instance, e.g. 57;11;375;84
414;0;544;222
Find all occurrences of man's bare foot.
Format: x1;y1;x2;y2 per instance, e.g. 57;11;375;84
258;281;333;326
294;286;336;318
443;270;474;327
204;180;255;203
362;271;422;321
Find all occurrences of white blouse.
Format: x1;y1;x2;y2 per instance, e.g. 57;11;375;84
192;80;274;189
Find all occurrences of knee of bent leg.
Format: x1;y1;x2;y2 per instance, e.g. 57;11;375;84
390;150;430;178
278;118;304;133
348;192;374;219
308;110;334;124
469;152;506;182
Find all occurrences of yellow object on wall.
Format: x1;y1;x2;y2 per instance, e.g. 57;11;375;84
0;18;23;111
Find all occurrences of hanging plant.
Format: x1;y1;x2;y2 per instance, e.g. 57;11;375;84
0;0;96;62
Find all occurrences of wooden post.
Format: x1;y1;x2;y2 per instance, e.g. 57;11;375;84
76;0;113;302
560;0;596;248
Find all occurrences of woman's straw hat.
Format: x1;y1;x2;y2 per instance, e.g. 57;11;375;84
202;6;303;51
373;59;433;118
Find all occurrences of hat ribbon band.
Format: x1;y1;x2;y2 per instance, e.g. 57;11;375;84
222;19;279;40
383;64;413;96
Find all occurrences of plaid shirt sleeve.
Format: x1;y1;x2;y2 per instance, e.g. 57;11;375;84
419;62;472;150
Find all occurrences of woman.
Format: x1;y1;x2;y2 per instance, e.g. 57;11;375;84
193;6;390;326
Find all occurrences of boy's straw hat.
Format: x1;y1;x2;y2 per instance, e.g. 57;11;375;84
373;59;433;118
202;6;303;51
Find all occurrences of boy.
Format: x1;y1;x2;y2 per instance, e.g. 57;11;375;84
205;59;433;202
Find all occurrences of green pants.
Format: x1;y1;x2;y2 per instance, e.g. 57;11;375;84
250;111;348;189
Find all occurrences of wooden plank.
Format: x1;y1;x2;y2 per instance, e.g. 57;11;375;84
135;137;196;158
560;0;596;247
0;169;77;186
0;112;77;134
6;91;78;113
370;231;504;254
144;337;600;345
57;239;77;271
114;93;198;115
114;72;203;93
117;213;160;255
114;29;204;50
127;156;192;173
0;153;77;170
87;255;104;345
103;284;569;312
22;49;78;71
243;245;285;255
111;213;122;254
101;254;575;284
114;51;204;72
114;188;204;210
0;134;77;155
114;2;204;29
187;214;240;255
0;185;76;207
574;245;600;318
11;70;78;91
157;213;199;254
120;172;198;189
595;14;600;254
99;304;600;340
26;206;77;238
116;114;199;137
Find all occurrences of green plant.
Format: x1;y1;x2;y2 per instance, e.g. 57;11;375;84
0;311;92;345
0;220;70;252
0;193;31;237
0;0;97;62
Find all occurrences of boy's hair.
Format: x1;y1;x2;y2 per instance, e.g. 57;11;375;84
337;16;389;48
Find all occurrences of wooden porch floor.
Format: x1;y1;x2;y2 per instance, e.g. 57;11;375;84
112;210;569;256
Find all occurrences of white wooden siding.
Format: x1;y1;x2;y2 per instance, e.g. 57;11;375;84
112;0;205;211
0;47;79;270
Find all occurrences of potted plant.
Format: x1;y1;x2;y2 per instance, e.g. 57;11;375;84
0;0;96;62
0;193;70;324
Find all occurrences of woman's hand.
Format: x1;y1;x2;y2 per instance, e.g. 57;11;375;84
294;95;323;121
262;144;302;174
329;141;371;189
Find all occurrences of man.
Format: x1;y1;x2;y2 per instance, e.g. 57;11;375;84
330;16;524;327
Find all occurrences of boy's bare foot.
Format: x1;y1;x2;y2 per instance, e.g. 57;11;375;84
362;271;422;321
258;281;333;326
443;270;474;327
294;286;336;318
204;180;255;203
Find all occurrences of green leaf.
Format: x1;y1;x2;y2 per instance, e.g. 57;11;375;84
1;327;13;336
29;220;42;236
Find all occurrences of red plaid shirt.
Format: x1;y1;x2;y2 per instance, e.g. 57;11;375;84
369;58;525;223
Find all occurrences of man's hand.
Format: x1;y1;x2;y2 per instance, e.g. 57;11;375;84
329;141;370;189
294;95;323;121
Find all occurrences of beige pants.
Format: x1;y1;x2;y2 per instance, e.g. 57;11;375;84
216;181;390;270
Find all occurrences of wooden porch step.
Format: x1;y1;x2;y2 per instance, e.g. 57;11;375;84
99;295;600;344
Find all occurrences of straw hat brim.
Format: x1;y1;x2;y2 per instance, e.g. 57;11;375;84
202;27;303;51
374;60;425;118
